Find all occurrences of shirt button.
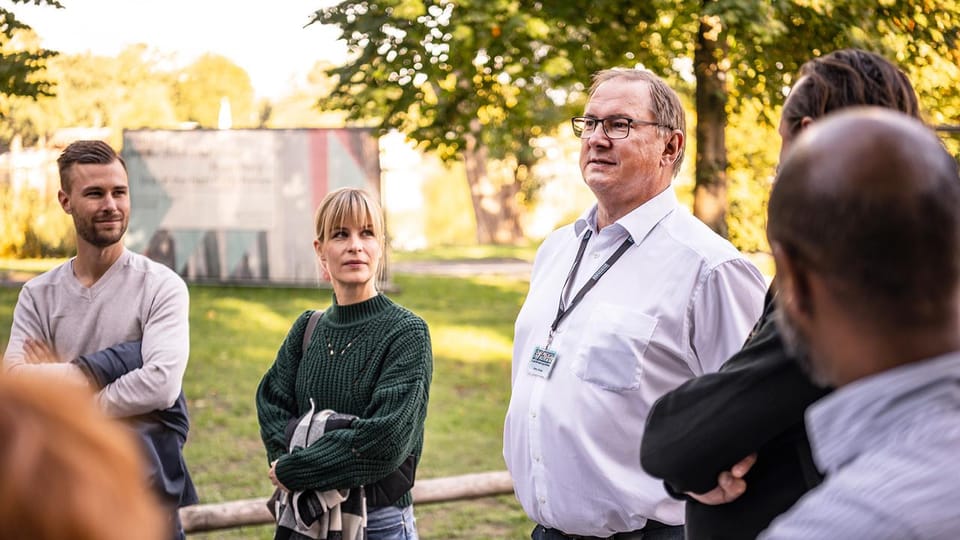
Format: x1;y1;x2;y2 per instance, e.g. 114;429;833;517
530;411;537;418
539;497;546;504
534;456;542;463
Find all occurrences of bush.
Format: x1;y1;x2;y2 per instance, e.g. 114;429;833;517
725;98;780;254
0;184;75;258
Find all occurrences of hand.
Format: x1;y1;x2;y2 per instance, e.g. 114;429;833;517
23;338;59;364
269;460;290;492
687;453;757;505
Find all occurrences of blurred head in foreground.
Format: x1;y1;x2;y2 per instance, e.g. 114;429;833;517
0;373;166;540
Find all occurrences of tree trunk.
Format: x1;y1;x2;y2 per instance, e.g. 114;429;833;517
463;119;525;244
693;11;729;238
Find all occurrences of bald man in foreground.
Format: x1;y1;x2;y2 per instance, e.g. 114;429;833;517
758;108;960;539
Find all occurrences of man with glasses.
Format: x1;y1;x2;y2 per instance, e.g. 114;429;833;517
503;68;766;540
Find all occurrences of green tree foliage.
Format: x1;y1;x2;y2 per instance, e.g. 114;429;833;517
0;45;182;148
311;0;960;248
498;0;960;238
172;53;257;128
0;46;263;145
310;0;578;244
725;98;778;253
0;183;74;258
0;47;259;258
0;0;62;99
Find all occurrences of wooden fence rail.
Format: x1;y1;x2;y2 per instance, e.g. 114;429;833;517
180;470;515;533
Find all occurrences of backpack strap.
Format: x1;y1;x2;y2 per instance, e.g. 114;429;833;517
302;310;324;353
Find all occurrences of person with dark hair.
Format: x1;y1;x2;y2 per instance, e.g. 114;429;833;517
503;67;766;540
2;139;197;539
0;373;167;540
55;138;129;192
641;49;925;539
779;48;919;145
256;187;432;540
760;107;960;539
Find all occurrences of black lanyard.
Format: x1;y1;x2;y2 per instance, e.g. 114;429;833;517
550;230;635;340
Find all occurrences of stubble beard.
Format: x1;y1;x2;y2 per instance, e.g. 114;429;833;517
74;213;127;248
772;305;832;388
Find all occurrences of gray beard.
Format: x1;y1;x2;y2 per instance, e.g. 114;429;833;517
772;305;832;388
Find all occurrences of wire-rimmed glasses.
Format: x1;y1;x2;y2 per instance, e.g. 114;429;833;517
571;116;665;139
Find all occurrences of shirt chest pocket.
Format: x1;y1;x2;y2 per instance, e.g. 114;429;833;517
570;305;658;391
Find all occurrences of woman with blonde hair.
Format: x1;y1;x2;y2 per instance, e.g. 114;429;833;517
257;187;432;540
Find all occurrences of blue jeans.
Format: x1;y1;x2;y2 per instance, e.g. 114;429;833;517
367;505;418;540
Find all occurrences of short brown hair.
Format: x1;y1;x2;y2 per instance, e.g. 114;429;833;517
57;140;127;192
782;49;920;137
589;68;687;175
0;374;166;540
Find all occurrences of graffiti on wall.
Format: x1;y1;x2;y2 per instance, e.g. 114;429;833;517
122;128;381;285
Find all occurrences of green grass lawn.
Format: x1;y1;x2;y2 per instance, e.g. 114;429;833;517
0;272;534;539
390;244;540;263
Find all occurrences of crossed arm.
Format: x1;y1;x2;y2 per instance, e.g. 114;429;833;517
642;295;829;502
23;338;150;393
4;275;190;417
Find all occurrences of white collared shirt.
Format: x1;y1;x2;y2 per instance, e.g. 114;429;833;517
503;187;766;536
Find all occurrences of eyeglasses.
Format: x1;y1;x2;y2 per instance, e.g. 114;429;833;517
571;116;666;139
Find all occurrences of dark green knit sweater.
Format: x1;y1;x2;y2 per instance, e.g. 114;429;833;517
256;293;432;508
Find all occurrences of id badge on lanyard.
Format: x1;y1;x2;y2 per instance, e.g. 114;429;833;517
527;230;634;380
528;344;559;378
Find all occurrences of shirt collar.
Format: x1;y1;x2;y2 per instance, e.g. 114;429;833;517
575;186;679;243
807;350;960;473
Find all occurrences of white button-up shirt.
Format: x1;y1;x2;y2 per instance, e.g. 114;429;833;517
503;187;766;536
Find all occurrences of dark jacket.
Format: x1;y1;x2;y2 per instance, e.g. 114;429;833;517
641;288;830;540
74;341;198;508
